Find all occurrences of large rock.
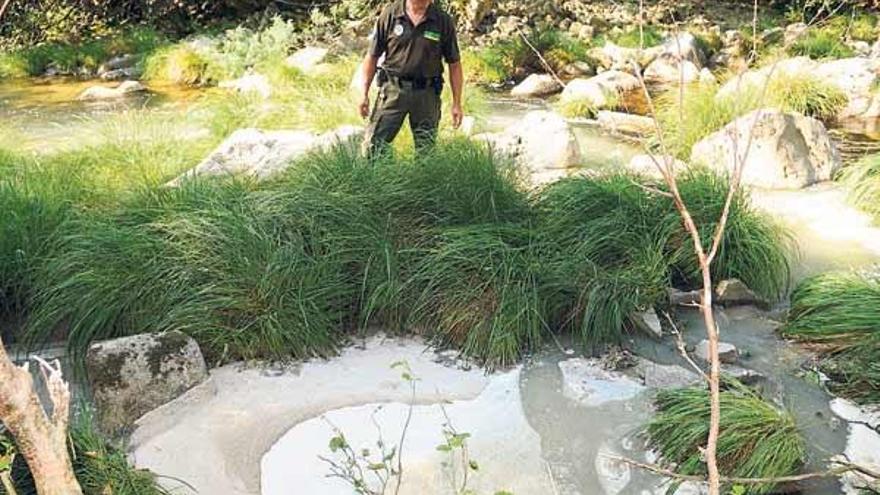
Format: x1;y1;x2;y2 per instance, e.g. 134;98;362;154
285;46;329;72
510;73;562;97
77;80;147;100
695;340;738;364
690;109;841;189
219;72;272;99
168;126;363;185
97;54;139;75
596;110;654;136
561;70;641;109
475;110;580;186
87;331;207;435
658;32;707;68
814;58;880;120
643;55;700;84
631;309;662;339
632;359;701;389
591;42;662;72
714;278;767;308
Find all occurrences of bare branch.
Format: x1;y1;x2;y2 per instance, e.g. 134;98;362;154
515;26;566;89
602;453;879;486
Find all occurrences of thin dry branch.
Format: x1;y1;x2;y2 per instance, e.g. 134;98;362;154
603;454;880;486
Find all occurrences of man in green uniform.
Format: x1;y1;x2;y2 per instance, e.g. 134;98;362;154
359;0;464;156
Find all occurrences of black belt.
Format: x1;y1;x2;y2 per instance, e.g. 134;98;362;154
379;69;442;91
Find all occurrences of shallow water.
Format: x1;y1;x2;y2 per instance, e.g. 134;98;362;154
0;78;201;151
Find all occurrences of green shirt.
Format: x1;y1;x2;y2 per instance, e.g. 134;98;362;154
369;0;461;79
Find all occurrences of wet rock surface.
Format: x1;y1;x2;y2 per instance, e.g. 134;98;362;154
475;110;580;185
86;331;207;436
77;80;147;100
691;109;842;189
168;125;363;184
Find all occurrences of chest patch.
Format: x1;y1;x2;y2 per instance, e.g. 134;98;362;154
393;23;405;36
424;30;441;42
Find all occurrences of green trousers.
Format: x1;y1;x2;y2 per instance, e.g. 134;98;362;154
363;79;442;157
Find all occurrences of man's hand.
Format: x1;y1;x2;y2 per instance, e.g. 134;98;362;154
359;98;370;120
451;103;463;129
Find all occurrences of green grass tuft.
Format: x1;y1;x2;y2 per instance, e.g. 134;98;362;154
647;384;806;495
783;268;880;403
789;29;855;59
609;26;664;49
842;153;880;224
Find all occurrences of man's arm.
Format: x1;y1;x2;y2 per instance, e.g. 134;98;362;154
448;61;463;129
359;54;380;119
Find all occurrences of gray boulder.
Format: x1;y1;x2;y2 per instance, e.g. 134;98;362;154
561;70;641;109
218;72;272;99
633;359;701;389
596;111;654;137
715;278;767;308
285;46;329;72
643;55;700;84
97;54;139;74
695;339;738;364
475;110;581;186
168;126;363;185
631;309;663;339
86;331;207;435
690;109;841;189
511;74;563;97
77;80;147;100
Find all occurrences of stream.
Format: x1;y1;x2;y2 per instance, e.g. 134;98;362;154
4;78;880;494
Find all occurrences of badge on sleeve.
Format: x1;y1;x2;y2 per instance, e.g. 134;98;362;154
393;23;405;36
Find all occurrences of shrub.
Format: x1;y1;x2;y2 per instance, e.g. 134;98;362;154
842;153;880;223
767;71;848;121
143;45;211;86
783;268;880;403
647;384;806;495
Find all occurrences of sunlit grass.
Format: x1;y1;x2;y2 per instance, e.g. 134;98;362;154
842;153;880;223
783;268;880;403
647;383;806;495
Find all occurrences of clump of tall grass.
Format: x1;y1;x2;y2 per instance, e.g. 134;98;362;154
608;26;664;48
3;411;168;494
407;224;547;368
27;179;354;364
536;174;671;344
842;154;880;223
670;169;793;301
647;384;806;495
788;28;855;59
767;71;848;121
783;268;880;403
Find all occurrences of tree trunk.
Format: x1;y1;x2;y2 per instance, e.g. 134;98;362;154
0;339;83;495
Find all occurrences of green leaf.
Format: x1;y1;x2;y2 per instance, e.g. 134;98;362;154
469;460;479;471
367;462;387;471
436;444;452;452
329;435;346;452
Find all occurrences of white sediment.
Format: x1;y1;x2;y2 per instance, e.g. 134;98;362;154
129;336;489;495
